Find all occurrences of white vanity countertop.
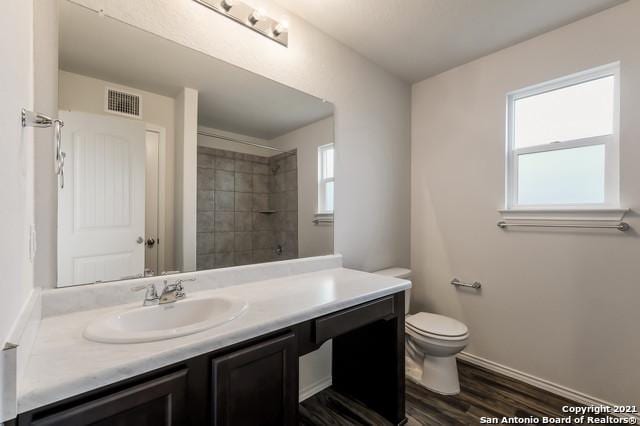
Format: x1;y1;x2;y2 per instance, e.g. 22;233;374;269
18;267;410;413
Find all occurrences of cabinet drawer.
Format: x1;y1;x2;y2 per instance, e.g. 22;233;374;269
29;370;188;426
314;296;395;343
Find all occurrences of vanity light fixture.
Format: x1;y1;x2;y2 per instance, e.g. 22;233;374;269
194;0;288;47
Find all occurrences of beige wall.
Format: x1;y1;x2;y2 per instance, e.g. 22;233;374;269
58;71;177;273
411;1;640;405
270;117;334;258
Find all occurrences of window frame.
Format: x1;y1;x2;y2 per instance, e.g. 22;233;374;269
317;143;335;215
505;62;620;210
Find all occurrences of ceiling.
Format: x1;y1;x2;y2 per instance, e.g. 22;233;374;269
274;0;627;83
59;2;333;139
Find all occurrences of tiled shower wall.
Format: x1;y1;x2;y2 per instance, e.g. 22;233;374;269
196;147;298;269
270;151;299;259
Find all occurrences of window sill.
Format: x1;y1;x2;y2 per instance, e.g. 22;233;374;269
498;208;628;222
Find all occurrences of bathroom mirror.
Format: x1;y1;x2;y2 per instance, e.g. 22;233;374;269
55;1;334;287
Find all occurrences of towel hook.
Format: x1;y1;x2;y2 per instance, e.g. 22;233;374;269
21;109;65;189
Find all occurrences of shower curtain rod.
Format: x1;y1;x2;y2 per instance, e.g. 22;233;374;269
197;130;286;153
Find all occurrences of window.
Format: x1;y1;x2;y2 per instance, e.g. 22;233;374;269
506;63;619;209
317;143;335;214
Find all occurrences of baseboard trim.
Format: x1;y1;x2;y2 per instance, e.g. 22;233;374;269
299;376;332;402
458;351;639;420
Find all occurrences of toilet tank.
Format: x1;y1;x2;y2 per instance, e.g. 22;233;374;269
373;268;412;315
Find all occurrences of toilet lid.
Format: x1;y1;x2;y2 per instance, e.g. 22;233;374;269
406;313;468;337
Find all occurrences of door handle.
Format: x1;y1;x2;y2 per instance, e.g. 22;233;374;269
146;238;156;248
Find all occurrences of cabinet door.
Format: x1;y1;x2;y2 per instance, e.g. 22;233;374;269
29;370;187;426
211;333;298;426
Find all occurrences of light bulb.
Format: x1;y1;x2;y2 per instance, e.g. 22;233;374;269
220;0;234;12
248;8;265;25
273;19;289;37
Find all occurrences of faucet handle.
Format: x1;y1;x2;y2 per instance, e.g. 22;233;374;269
131;283;159;306
168;278;195;299
174;277;196;287
174;278;195;295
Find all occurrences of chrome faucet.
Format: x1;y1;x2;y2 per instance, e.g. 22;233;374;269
131;278;196;306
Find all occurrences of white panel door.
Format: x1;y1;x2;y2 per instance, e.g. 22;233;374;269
57;111;146;286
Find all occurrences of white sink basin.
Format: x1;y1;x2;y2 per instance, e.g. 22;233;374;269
84;296;247;344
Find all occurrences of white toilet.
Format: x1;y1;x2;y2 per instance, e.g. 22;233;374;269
374;268;469;395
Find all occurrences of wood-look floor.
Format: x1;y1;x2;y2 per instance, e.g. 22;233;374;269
299;360;609;425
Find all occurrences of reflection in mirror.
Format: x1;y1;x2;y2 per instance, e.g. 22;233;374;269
56;1;334;287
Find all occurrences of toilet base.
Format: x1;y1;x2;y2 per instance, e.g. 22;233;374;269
406;354;461;395
405;355;423;384
422;354;461;395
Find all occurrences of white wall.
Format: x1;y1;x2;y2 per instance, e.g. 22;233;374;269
68;0;411;273
0;2;35;417
270;117;334;258
58;70;177;273
0;1;35;346
175;88;199;272
411;1;640;405
33;0;59;291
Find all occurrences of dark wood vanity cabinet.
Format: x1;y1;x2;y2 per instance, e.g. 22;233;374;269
25;370;188;426
17;292;406;426
211;332;298;426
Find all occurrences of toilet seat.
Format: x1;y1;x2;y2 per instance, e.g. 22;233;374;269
406;313;468;340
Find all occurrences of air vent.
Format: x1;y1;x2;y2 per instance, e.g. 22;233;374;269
105;88;141;118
